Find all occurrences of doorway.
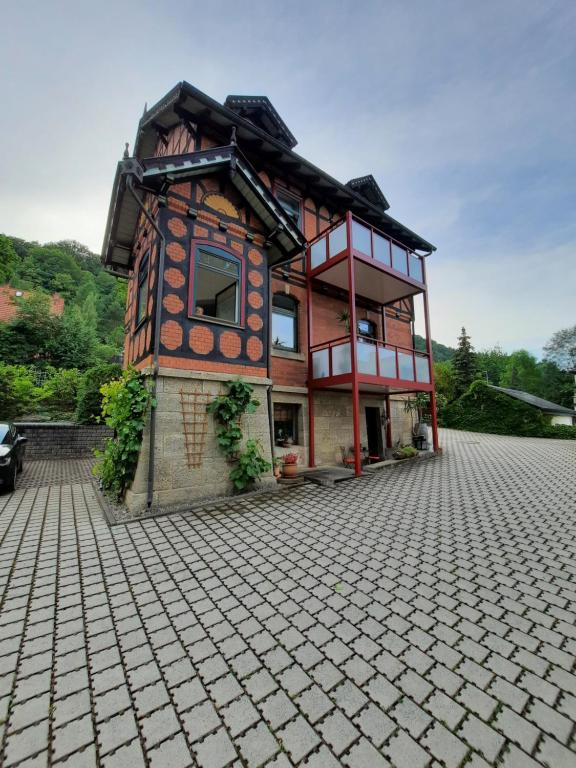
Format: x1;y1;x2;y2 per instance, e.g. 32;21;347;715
365;407;384;459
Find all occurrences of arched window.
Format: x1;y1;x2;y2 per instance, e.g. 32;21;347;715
272;293;298;351
191;245;241;325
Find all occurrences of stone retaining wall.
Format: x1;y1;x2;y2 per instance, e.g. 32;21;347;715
15;422;113;459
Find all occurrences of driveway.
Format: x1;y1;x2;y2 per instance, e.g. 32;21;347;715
0;429;575;767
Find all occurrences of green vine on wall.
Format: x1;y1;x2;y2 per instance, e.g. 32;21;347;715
93;367;154;500
207;379;271;492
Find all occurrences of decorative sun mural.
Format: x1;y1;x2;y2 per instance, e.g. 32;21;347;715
203;193;240;219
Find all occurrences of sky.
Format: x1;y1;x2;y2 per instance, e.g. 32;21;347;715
0;0;574;355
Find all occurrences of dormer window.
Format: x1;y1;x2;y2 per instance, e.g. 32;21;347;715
276;189;302;228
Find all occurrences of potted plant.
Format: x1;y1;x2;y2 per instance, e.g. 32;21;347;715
281;452;299;478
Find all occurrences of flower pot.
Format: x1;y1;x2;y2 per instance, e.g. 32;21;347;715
282;463;298;478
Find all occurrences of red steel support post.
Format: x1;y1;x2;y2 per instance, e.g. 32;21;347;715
306;249;316;467
346;212;362;476
384;393;392;449
421;259;440;451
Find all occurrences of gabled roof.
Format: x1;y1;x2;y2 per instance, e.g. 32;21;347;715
490;385;575;416
346;175;389;211
224;95;297;149
132;82;435;253
102;146;306;273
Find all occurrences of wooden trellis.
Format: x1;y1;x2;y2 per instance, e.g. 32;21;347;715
179;388;211;468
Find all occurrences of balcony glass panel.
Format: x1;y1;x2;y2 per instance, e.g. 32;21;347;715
352;220;372;256
311;237;326;269
409;253;423;282
373;233;390;266
391;243;408;274
378;347;396;378
328;223;347;257
416;355;430;383
357;339;377;375
332;342;351;375
312;348;329;379
398;351;415;380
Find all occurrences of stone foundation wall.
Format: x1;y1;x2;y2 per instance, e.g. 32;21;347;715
125;368;276;513
14;422;113;459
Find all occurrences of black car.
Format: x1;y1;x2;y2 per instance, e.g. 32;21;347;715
0;423;27;492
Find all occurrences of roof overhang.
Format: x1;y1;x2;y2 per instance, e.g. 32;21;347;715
133;82;436;254
102;145;306;273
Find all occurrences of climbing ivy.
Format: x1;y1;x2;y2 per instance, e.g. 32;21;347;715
93;367;154;500
207;379;271;491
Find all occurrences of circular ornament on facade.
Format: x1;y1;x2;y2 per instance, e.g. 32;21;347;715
248;291;263;310
247;336;263;361
248;270;263;288
219;331;241;359
167;217;187;238
164;267;185;289
163;294;184;314
248;249;263;266
203;193;240;219
166;242;186;262
247;314;263;332
189;326;214;355
160;320;183;350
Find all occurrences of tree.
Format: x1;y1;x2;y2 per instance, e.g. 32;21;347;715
501;350;540;393
538;361;574;408
476;344;508;386
452;327;477;397
0;234;18;283
0;292;60;365
434;360;457;402
50;307;98;370
543;325;576;371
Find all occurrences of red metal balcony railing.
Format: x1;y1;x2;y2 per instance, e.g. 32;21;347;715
307;212;425;284
310;335;431;385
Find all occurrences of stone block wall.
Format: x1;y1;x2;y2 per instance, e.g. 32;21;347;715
15;422;113;459
125;368;276;513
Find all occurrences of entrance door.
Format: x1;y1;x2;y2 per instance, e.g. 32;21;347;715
365;407;384;459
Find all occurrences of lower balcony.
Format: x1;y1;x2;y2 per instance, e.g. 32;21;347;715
310;336;432;392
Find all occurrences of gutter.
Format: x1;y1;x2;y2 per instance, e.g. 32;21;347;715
125;176;166;511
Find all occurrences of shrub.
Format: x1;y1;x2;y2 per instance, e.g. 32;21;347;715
76;363;123;424
443;380;576;439
37;367;82;420
0;363;38;420
93;368;154;500
282;453;298;464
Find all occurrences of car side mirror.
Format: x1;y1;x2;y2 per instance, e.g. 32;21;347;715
16;435;27;444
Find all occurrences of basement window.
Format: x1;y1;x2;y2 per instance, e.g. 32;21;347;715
192;246;241;324
274;403;299;445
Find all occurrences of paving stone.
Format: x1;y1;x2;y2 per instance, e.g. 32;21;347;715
52;714;94;761
4;719;49;765
148;733;192;768
344;737;391;767
526;698;573;742
101;738;146;768
499;743;543;768
390;696;432;738
296;684;334;723
141;705;180;748
182;699;221;742
458;714;506;762
318;709;360;755
365;675;402;709
353;702;396;747
384;729;430;768
422;721;469;768
194;727;237;768
536;735;576;768
304;744;344;767
277;715;320;763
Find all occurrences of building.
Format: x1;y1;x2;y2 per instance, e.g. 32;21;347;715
489;386;576;426
102;82;439;512
0;285;64;323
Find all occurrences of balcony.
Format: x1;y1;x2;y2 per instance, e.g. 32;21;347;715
309;335;432;393
307;212;427;305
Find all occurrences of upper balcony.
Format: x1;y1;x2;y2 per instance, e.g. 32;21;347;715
306;212;427;305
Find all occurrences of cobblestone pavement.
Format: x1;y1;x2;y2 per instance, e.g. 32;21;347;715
0;429;575;768
16;459;95;490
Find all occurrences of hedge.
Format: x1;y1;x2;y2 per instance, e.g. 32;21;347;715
442;380;576;439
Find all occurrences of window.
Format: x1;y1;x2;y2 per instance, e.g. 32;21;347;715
274;403;299;445
136;252;149;326
192;246;241;324
357;319;376;338
276;189;302;227
272;294;298;351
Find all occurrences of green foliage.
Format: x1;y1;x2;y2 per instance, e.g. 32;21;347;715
433;360;456;402
207;379;271;492
414;334;455;362
443;380;576;439
544;324;576;371
37;367;82;420
0;235;18;283
0;363;37;420
75;363;123;424
93;368;153;500
500;350;540;392
476;345;508;386
393;445;419;458
452;327;477;398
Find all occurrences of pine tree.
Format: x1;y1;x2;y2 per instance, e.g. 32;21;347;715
453;327;477;397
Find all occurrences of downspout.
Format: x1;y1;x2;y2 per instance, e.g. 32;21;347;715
266;261;275;466
126;176;166;511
